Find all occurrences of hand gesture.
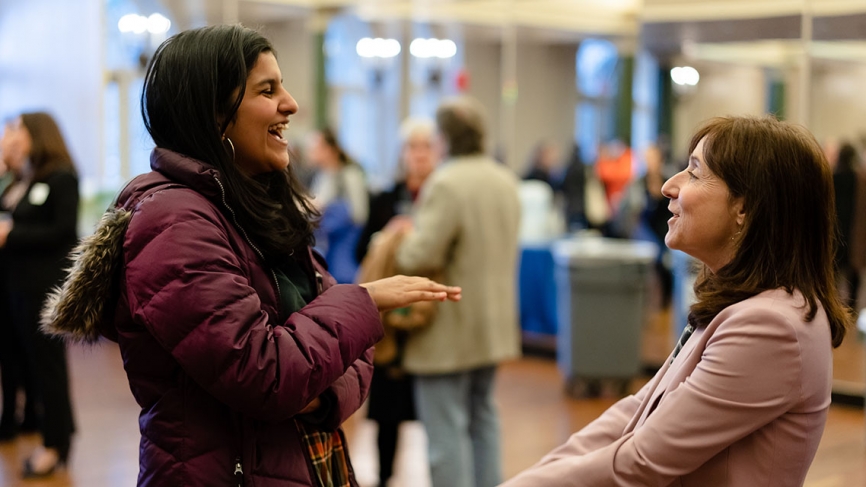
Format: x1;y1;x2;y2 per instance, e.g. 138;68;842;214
360;275;461;311
384;215;413;234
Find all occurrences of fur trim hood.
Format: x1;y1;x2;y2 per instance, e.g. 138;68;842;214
41;206;131;343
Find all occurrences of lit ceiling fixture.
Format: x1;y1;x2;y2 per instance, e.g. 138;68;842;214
356;37;402;59
410;38;457;59
118;13;171;35
670;66;700;86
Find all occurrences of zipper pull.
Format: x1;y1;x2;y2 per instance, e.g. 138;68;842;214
234;456;243;484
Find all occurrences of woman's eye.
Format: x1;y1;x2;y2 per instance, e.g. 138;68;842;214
687;170;697;180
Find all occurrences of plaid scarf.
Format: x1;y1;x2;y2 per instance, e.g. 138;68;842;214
297;420;351;487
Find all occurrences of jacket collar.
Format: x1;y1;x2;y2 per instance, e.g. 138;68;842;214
150;148;223;201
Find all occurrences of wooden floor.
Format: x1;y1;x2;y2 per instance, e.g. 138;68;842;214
1;336;864;486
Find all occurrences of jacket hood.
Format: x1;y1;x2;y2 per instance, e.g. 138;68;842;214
41;206;131;342
42;148;224;343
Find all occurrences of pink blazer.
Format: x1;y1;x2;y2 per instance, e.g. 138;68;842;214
502;289;833;487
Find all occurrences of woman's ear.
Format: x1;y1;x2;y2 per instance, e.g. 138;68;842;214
733;196;746;227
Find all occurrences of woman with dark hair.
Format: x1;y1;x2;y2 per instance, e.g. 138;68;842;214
0;112;78;478
41;25;459;487
307;127;369;284
503;116;850;487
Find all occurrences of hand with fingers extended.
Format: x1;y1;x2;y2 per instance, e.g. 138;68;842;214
359;275;461;312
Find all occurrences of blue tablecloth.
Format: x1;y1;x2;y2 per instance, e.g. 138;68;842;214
518;244;559;336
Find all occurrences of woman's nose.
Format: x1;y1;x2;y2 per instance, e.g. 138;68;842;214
280;91;299;115
661;172;681;199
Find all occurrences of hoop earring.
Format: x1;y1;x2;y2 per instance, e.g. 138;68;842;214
223;136;236;161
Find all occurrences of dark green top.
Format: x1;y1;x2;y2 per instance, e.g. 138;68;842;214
273;256;315;323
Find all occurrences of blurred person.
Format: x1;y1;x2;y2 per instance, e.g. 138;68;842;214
0;112;79;478
560;143;587;231
502;116;849;486
639;144;674;306
356;117;439;262
307;127;369;283
354;116;439;487
0;120;39;442
523;140;561;190
41;25;460;487
395;96;521;487
595;139;633;213
0;122;17;195
832;142;866;309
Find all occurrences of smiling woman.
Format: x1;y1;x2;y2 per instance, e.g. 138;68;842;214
223;51;298;176
661;137;745;273
39;24;460;487
502;115;851;487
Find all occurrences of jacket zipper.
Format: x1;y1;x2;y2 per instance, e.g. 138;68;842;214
214;175;281;487
212;176;282;316
234;456;243;486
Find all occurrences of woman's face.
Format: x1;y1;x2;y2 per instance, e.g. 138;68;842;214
223;52;299;175
0;119;31;175
661;137;744;272
402;133;437;184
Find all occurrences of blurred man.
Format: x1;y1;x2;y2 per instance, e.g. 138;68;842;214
396;96;521;487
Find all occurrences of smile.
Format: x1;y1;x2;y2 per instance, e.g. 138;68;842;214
268;122;288;145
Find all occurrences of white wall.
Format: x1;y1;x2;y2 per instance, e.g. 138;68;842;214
672;59;866;156
260;19;315;140
514;42;578;175
809;61;866;145
0;0;103;191
464;39;503;157
465;38;577;173
672;63;767;161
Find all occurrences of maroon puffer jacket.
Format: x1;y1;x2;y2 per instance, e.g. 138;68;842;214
109;149;382;486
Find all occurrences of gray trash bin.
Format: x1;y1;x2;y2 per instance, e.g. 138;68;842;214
552;237;657;397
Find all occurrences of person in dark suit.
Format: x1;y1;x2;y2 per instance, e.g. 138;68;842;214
0;119;39;442
0;112;79;477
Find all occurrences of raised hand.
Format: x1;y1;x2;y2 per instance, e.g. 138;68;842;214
359;275;461;311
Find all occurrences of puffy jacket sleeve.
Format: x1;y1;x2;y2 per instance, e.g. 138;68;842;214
123;189;383;422
313;347;375;430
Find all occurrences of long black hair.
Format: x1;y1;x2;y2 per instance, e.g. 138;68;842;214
141;24;317;262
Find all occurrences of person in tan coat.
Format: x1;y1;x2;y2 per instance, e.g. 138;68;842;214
502;116;850;487
395;96;521;487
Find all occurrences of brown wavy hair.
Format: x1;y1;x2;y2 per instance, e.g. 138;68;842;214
688;116;850;347
19;112;77;182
